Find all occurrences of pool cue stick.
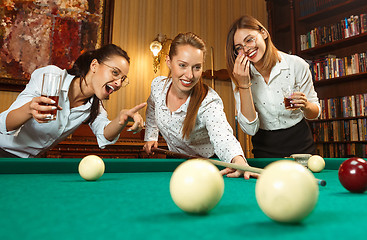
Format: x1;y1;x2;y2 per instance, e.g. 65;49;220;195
284;157;327;186
152;147;263;174
210;47;215;89
234;109;239;140
152;148;326;186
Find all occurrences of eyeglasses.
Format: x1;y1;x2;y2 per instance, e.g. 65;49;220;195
101;62;129;87
234;32;261;57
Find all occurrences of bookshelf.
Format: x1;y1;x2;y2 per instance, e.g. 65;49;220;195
266;0;295;54
268;0;367;157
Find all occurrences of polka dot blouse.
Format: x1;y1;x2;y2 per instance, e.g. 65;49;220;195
144;76;245;163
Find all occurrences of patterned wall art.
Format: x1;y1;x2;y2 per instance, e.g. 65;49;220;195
0;0;113;91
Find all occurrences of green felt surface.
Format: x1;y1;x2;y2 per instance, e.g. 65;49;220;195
0;158;365;240
0;157;347;174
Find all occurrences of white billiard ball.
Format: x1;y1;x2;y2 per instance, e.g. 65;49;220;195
78;155;105;181
308;155;325;173
255;160;319;223
170;159;224;214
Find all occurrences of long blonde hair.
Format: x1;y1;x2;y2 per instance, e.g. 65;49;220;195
167;32;208;139
226;15;280;87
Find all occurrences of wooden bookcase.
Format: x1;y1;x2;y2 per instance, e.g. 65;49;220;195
268;0;367;157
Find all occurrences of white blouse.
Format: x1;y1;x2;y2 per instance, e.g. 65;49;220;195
0;65;118;158
145;76;245;163
233;51;321;136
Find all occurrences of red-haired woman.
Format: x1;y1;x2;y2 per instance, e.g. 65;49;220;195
144;32;258;179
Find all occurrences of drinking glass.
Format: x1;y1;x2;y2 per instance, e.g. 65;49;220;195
282;85;300;110
40;72;62;120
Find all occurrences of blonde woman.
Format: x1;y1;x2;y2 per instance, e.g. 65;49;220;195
144;32;258;179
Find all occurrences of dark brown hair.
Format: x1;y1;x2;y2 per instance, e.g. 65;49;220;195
167;32;208;139
67;44;130;124
226;15;280;87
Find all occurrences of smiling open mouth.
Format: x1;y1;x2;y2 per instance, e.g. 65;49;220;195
246;48;258;58
248;50;256;57
180;79;192;87
105;84;115;94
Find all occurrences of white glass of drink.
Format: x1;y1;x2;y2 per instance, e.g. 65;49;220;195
40;72;62;120
282;84;300;110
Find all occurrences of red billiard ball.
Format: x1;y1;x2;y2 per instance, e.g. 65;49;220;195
338;157;367;193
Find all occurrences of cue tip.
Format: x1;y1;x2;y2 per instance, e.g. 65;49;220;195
318;179;327;187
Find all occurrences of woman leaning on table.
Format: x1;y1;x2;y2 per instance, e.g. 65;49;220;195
0;44;146;158
226;15;321;158
143;32;258;179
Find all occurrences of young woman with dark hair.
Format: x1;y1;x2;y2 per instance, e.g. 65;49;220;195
0;44;146;158
144;32;258;179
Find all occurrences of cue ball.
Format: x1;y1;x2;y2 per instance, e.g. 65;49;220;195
307;155;325;172
78;155;105;181
338;157;367;193
255;160;319;223
170;159;224;214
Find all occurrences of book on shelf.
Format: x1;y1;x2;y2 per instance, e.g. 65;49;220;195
350;119;359;141
300;13;367;51
361;13;367;33
310;118;367;142
310;52;367;81
315;143;367;158
319;93;366;120
310;93;367;156
357;118;367;141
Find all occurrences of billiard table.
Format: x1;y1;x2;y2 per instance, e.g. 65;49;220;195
0;157;366;239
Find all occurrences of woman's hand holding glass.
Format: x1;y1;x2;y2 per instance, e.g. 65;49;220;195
29;96;63;123
282;85;310;110
289;91;309;111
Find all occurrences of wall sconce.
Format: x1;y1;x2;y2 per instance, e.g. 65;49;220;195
150;34;168;73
